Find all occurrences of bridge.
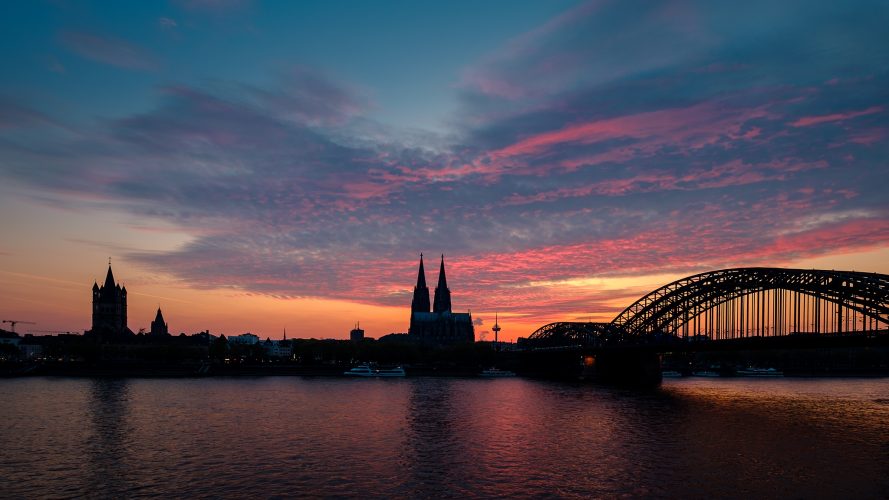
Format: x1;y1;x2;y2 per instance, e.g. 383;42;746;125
521;268;889;384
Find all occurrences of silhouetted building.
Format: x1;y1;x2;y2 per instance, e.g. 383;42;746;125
0;330;20;347
228;333;259;345
150;308;169;336
91;263;130;335
263;337;292;358
350;323;365;341
409;254;474;344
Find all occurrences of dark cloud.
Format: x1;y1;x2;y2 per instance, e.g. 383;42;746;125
244;67;373;127
0;98;53;129
59;31;160;71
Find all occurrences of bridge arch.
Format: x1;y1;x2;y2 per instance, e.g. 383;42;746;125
526;322;616;347
610;268;889;338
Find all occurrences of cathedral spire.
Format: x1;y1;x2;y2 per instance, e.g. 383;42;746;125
433;254;452;313
411;253;431;313
416;253;427;289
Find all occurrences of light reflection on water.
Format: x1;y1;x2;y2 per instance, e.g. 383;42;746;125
1;377;887;498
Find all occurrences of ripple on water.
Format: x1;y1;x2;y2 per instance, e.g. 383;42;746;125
0;376;887;498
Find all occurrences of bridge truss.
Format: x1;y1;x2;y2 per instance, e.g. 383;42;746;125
528;268;889;346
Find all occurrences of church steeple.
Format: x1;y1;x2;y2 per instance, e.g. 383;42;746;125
103;264;116;290
91;261;129;336
433;254;452;313
411;254;431;313
150;307;168;336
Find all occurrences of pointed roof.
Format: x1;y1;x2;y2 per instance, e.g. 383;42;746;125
432;254;452;313
154;307;165;324
103;264;116;289
436;254;448;291
411;253;431;313
416;253;428;289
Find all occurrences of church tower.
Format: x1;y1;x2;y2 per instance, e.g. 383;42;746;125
150;307;169;336
432;255;452;313
91;262;128;335
411;254;431;313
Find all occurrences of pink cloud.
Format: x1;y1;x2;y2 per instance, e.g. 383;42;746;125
503;157;826;205
458;70;527;99
408;101;776;182
790;106;882;127
383;100;777;187
847;128;887;145
489;102;771;161
432;213;889;333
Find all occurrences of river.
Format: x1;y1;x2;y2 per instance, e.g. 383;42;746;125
1;377;887;498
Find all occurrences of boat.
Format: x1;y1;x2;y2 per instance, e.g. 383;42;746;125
691;370;721;377
480;367;517;377
661;370;683;378
343;364;406;377
344;364;375;377
376;366;406;377
736;367;783;377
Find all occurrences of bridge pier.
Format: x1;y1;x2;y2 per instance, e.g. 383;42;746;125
587;350;662;387
521;348;663;387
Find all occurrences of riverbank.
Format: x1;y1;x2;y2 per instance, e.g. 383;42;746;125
0;361;498;378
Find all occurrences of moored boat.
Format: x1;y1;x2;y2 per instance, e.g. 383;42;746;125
343;364;406;377
376;366;406;377
736;367;783;377
344;364;375;377
480;367;517;377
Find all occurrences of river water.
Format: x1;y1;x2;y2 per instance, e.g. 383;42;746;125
1;376;887;498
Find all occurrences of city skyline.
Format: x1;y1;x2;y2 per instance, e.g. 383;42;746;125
2;0;889;340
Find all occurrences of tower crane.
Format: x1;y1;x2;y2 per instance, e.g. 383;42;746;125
2;320;36;333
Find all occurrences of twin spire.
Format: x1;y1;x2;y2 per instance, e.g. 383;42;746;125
412;253;451;314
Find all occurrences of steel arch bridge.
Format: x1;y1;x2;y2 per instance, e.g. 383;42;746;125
527;268;889;347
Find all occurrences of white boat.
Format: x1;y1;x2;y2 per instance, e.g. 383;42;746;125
344;364;375;376
480;367;517;377
736;367;783;377
376;366;406;377
343;364;406;377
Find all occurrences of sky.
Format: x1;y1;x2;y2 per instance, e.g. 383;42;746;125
1;0;888;341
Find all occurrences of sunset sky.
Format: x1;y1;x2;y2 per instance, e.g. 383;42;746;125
1;0;888;341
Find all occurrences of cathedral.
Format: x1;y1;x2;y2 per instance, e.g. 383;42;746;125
90;263;131;335
409;254;474;344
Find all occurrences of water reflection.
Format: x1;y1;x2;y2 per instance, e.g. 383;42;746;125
86;379;133;496
659;380;889;498
0;377;886;498
401;379;467;497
